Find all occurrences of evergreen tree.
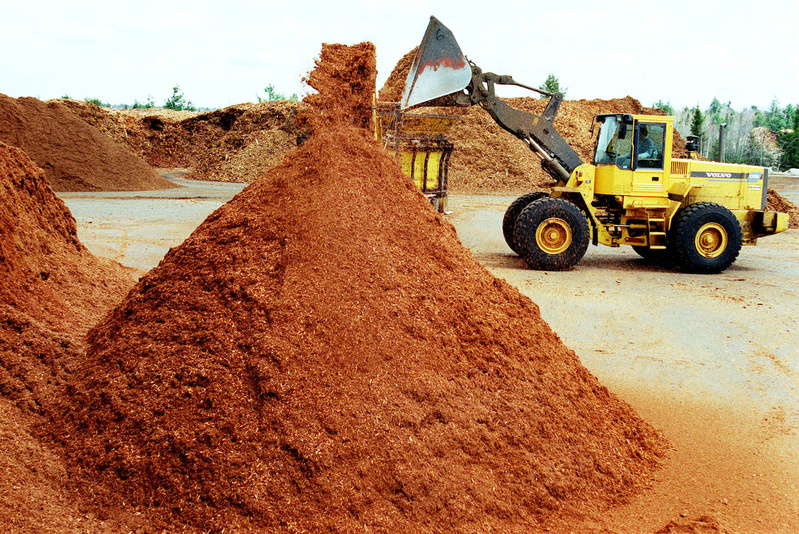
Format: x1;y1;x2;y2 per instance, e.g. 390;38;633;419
538;74;566;98
653;100;675;115
690;107;704;137
708;97;724;124
778;108;799;170
768;98;788;131
164;84;196;111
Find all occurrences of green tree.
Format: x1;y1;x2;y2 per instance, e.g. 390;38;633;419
778;107;799;170
133;96;155;109
538;74;566;99
766;98;787;131
257;84;298;102
708;97;724;124
85;97;109;107
653;100;675;115
164;84;196;111
690;107;704;137
785;103;796;129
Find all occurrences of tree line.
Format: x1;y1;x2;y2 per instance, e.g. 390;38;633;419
541;75;797;171
654;98;799;171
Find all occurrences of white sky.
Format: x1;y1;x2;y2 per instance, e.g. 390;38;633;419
1;0;797;111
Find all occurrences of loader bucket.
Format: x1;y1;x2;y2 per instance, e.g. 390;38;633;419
400;16;472;110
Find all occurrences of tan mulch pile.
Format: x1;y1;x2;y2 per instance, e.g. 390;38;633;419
0;94;176;192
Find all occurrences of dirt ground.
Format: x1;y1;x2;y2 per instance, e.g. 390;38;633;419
448;196;799;533
56;173;799;533
57;170;246;272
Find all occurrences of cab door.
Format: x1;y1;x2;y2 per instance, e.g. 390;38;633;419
632;122;667;194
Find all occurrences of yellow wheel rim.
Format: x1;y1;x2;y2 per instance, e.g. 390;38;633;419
695;222;728;258
536;218;572;255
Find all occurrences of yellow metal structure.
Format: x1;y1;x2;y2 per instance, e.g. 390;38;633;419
553;114;788;254
375;103;457;213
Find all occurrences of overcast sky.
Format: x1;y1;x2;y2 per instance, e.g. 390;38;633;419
2;0;797;112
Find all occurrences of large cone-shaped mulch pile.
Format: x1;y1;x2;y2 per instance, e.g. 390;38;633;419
60;44;666;533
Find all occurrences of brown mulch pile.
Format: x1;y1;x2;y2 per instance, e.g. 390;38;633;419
445;96;686;194
0;141;139;532
0;94;176;192
767;188;799;228
59;99;308;184
133;101;308;183
55;43;666;533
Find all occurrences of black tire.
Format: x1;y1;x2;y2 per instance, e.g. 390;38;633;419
514;197;590;271
502;192;547;254
671;202;742;274
632;245;673;265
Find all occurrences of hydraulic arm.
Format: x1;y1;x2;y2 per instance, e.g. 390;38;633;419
454;64;582;183
400;16;582;183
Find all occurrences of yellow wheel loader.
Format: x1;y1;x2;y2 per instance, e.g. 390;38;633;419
401;17;789;273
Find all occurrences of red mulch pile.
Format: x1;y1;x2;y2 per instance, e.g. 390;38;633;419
0;94;176;192
304;42;377;130
0;141;137;336
0;141;138;532
57;44;666;533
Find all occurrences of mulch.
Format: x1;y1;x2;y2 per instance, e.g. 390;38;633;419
55;43;665;533
0;94;176;192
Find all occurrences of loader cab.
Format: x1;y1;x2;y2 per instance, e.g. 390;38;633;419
592;114;674;197
593;114;668;171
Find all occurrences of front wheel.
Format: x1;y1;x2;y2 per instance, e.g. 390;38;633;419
502;192;547;254
514;198;590;271
671;202;742;274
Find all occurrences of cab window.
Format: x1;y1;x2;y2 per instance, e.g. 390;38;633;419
594;115;634;170
634;123;666;169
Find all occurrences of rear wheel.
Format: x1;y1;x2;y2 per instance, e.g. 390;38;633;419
514;197;590;271
502;192;547;254
671;202;742;274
